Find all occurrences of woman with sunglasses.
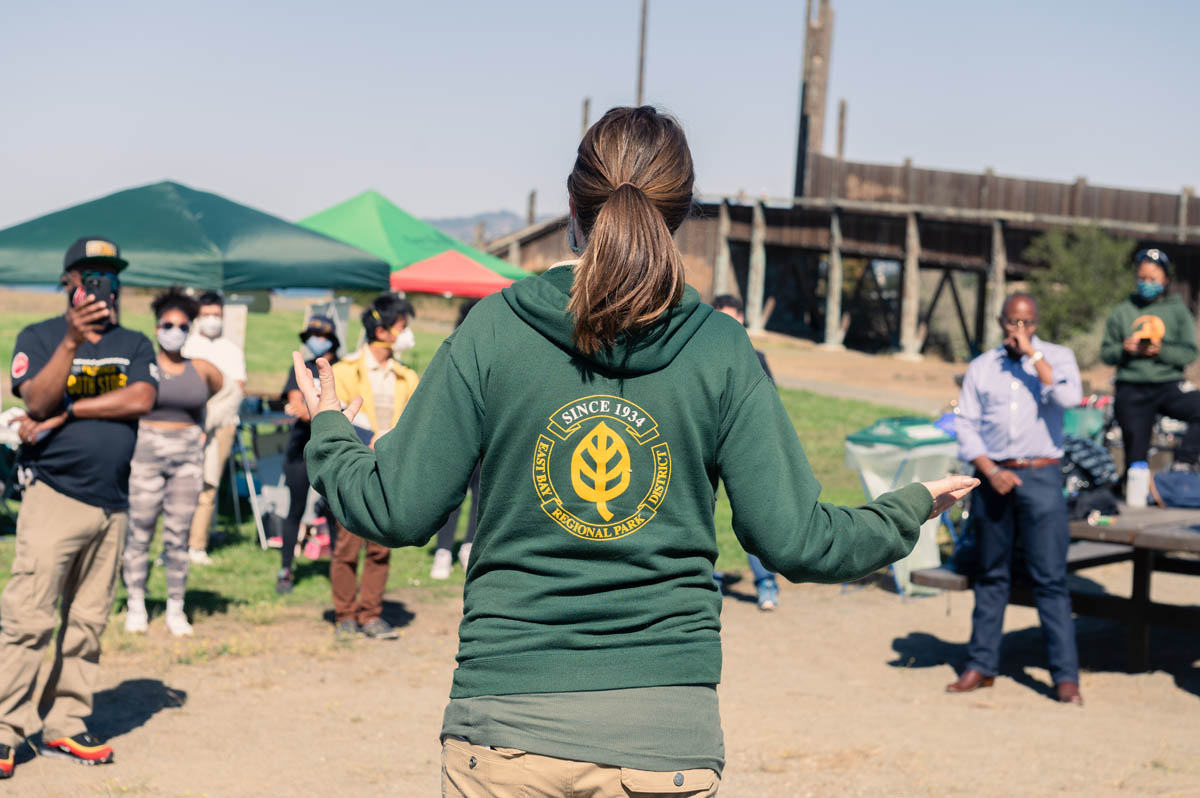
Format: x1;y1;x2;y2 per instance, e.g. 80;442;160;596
123;287;222;636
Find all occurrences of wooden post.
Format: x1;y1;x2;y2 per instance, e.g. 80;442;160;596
985;218;1008;350
712;200;732;297
822;209;845;349
903;157;915;203
1179;186;1195;244
581;97;591;137
636;0;648;105
746;202;767;335
473;220;485;249
527;190;537;226
507;238;521;269
898;212;922;359
1073;176;1087;215
836;98;846;160
979;167;995;210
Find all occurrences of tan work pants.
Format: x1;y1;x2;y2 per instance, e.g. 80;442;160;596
442;738;721;797
188;423;237;551
0;480;127;747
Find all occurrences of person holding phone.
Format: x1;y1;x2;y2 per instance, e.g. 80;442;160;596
1101;248;1200;475
0;238;157;778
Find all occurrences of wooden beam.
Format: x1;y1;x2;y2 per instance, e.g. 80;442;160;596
581;97;591;137
693;194;1200;241
836;99;846;160
899;212;922;359
636;0;647;106
822;209;845;348
1071;177;1087;216
527;190;537;226
1180;186;1195;244
507;238;521;268
712;201;732;297
985;219;1008;350
473;220;485;249
746;202;767;335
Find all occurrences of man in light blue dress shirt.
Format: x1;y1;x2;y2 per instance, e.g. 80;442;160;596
950;293;1085;705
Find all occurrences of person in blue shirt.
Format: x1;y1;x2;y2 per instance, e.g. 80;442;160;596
951;292;1084;704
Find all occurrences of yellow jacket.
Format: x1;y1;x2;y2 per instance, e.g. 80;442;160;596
331;347;420;434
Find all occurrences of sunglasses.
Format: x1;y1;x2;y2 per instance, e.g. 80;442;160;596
158;321;190;333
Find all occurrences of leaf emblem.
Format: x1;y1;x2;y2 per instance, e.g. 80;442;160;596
570;421;632;521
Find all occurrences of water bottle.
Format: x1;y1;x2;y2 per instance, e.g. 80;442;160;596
1126;461;1150;508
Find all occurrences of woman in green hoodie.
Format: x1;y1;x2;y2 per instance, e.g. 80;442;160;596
293;106;977;797
1101;247;1200;473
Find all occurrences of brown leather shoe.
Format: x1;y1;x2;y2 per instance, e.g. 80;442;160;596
1056;681;1083;705
946;669;995;693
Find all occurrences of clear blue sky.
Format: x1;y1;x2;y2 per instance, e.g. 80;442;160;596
2;0;1196;231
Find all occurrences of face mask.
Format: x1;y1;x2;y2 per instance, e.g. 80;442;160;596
1136;281;1165;300
392;327;415;354
306;336;333;356
157;327;188;352
568;215;584;255
197;315;223;339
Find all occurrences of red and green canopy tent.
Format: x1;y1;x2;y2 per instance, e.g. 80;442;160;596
299;190;529;298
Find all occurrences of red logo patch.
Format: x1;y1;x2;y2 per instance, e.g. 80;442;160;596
11;353;28;380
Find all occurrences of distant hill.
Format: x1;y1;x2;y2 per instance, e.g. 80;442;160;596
425;210;556;246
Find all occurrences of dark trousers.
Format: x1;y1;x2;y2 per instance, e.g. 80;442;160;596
281;456;310;571
435;464;481;551
1115;380;1200;465
967;463;1079;684
330;523;390;625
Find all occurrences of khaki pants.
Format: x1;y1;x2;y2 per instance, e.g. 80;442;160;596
189;423;237;551
0;480;127;747
442;738;721;797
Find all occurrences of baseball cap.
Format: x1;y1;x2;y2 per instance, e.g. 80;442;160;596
299;315;340;348
63;237;128;272
1135;247;1171;274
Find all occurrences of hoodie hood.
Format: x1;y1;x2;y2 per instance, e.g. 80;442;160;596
502;261;714;376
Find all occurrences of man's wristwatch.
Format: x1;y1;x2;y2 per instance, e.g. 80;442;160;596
64;401;76;422
1030;350;1045;364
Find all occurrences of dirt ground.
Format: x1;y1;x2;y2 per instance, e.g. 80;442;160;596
12;560;1199;798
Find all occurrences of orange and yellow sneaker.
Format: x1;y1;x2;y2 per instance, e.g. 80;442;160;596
0;743;13;778
39;733;113;765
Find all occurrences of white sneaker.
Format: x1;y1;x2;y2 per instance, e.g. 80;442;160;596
188;548;213;565
458;543;472;570
123;595;147;633
165;599;193;637
430;548;453;580
124;605;148;634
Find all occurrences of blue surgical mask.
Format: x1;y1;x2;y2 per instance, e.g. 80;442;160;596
307;336;333;356
1136;281;1165;300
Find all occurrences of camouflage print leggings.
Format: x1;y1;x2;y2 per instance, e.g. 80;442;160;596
123;425;205;602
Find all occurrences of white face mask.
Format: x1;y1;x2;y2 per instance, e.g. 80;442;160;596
157;327;189;352
196;315;223;339
392;327;415;354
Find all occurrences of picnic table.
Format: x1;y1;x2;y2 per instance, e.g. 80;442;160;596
912;504;1200;672
1066;506;1200;672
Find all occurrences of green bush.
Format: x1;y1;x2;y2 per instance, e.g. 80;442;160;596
1025;227;1135;343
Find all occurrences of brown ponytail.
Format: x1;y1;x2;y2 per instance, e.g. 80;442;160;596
567;106;694;355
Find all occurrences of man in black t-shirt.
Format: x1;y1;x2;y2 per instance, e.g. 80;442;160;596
0;238;157;780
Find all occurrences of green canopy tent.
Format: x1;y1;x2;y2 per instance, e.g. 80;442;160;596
0;181;389;290
299;190;529;298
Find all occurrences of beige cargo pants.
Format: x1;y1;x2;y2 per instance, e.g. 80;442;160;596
442;738;721;797
0;480;127;747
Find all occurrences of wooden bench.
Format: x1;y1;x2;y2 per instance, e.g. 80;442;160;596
910;540;1136;592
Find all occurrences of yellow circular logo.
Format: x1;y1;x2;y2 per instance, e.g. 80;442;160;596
532;395;671;541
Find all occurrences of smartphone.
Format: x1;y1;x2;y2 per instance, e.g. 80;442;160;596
82;274;113;310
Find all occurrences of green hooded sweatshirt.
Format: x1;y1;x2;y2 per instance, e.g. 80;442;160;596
1101;293;1197;383
305;265;931;700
